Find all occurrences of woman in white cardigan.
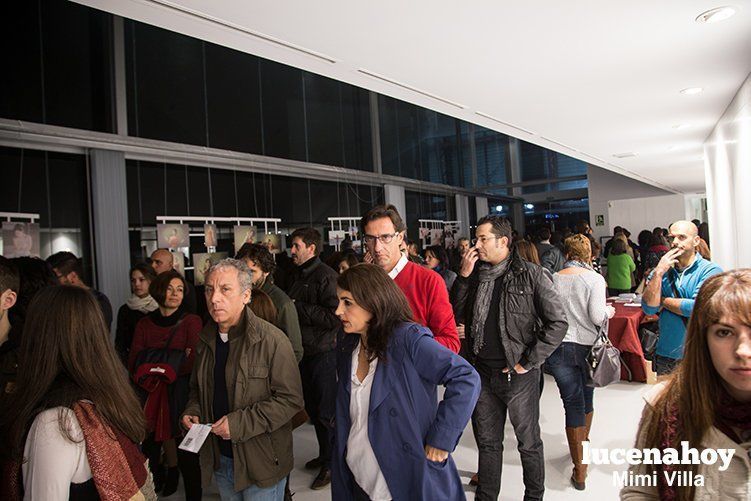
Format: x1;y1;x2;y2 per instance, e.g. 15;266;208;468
621;269;751;501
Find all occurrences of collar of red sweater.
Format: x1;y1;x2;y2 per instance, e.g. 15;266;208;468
388;252;410;280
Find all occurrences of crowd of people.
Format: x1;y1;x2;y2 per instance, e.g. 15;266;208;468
0;208;748;501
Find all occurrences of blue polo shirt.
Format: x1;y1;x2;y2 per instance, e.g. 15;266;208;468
642;254;722;359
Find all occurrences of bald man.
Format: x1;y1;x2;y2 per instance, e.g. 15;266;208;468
642;220;722;376
150;249;197;314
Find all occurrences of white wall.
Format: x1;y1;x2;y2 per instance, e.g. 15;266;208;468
607;194;687;241
587;165;673;242
704;72;751;270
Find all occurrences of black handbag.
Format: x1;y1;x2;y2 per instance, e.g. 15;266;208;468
587;319;622;388
639;322;659;361
133;319;185;375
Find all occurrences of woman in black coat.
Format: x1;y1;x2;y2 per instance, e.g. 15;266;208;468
115;263;158;365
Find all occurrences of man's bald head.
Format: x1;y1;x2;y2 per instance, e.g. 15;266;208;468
670;220;698;238
151;249;174;275
668;220;700;258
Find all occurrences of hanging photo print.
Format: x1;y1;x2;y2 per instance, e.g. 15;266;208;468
233;225;257;255
329;230;347;248
204;224;218;248
171;250;186;277
157;224;190;249
193;252;228;286
430;228;443;247
258;232;283;254
1;222;40;258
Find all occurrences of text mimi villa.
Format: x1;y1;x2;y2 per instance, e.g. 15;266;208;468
581;441;735;488
614;469;704;488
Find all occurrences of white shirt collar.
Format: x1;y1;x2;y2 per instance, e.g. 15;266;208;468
388;252;410;280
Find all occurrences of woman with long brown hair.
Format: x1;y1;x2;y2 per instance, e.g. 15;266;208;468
621;270;751;500
331;263;480;500
0;285;155;500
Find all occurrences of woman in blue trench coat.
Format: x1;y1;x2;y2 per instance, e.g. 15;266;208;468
331;263;480;500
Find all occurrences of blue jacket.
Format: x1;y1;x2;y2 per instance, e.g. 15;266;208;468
642;254;722;358
332;322;480;500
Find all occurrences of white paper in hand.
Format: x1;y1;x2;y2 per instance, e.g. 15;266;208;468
179;423;212;453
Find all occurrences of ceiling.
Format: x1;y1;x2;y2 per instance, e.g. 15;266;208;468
77;0;751;194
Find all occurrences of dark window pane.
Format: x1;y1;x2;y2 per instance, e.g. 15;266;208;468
125;21;206;146
204;44;263;153
186;167;211;216
136;161;165;222
340;86;373;171
1;2;44;123
520;141;550;181
379;95;421;180
0;0;113;132
556;153;588;177
210;168;238;217
260;60;306;161
404;190;448;242
165;164;189;216
304;72;344;167
459;122;473;188
419;110;461;185
475;127;508;187
0;147;92;280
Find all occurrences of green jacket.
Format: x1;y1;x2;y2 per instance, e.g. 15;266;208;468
182;308;304;491
260;280;303;363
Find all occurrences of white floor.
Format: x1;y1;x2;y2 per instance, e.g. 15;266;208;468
168;374;652;500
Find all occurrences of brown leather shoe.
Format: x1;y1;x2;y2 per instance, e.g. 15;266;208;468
469;473;479;486
311;467;331;490
305;456;323;470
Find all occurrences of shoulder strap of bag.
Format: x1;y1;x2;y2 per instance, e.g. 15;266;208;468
596;318;610;344
163;316;185;350
669;279;689;327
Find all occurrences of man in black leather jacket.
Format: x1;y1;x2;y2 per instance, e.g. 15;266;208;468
451;215;567;501
286;227;340;490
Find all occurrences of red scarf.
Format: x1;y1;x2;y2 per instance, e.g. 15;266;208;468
659;385;751;500
134;363;177;442
3;401;155;500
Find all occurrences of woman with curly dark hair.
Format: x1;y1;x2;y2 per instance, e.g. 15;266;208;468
331;263;480;500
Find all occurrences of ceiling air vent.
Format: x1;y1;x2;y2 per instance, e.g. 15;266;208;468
612;152;637;159
148;0;338;63
357;69;465;109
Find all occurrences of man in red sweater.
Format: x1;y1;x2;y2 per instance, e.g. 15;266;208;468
360;205;460;353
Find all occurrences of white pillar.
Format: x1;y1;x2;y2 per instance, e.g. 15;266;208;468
455;194;470;238
90;149;130;338
476;196;489;218
704;73;751;270
384;184;406;221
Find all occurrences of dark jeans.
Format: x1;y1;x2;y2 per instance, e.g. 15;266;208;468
608;288;631;296
300;350;337;467
472;367;544;501
546;342;594;428
653;354;680;376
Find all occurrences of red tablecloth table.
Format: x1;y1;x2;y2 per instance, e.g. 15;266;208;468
607;302;647;382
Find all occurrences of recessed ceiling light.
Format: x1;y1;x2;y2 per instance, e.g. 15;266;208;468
680;87;704;95
613;152;637;158
695;6;737;23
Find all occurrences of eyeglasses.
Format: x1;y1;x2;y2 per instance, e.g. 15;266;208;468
363;233;399;246
471;236;500;246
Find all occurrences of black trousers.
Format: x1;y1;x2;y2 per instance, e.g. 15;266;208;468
300;350;337;467
473;367;544;501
